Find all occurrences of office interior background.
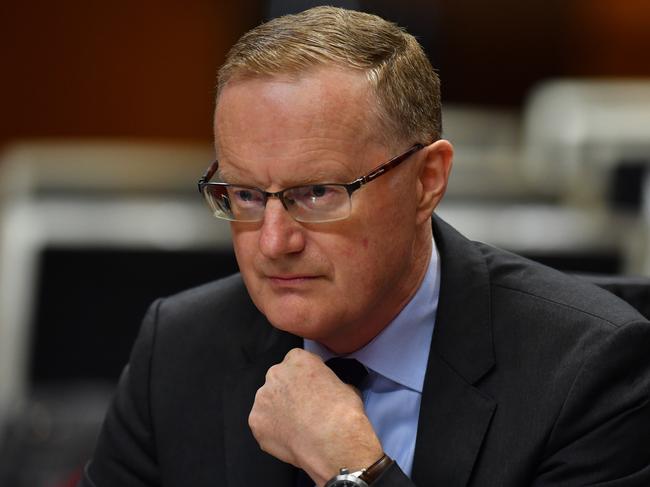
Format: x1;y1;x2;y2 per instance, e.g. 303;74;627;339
1;1;650;485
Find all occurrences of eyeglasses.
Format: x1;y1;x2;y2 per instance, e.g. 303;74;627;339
197;143;424;223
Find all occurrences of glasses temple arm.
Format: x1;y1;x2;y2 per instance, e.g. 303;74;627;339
359;143;425;186
198;160;220;193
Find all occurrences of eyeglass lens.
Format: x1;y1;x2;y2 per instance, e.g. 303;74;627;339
203;184;352;223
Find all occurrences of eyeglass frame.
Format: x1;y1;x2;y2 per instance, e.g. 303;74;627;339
197;143;425;222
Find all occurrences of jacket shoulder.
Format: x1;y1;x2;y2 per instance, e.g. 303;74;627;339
478;242;646;327
145;273;270;365
156;273;255;322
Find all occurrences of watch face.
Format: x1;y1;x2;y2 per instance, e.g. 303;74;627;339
327;476;368;487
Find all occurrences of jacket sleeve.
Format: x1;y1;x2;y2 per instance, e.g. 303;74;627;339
532;319;650;486
78;300;163;487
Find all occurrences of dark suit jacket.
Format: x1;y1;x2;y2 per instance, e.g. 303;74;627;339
81;217;650;486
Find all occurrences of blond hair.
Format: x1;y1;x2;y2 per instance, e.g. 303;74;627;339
216;6;441;145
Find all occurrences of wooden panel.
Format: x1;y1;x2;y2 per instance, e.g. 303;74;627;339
433;0;566;105
2;0;649;144
0;1;263;148
565;0;650;75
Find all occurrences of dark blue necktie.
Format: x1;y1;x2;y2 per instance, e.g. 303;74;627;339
296;358;369;486
325;357;369;388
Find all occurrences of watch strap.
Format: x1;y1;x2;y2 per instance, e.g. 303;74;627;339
359;453;394;484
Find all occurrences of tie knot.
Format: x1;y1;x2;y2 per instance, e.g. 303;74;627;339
325;357;368;388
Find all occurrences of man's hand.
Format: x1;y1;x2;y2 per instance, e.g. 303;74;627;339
249;348;383;486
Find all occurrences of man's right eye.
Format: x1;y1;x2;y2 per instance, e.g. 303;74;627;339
235;189;254;201
232;188;264;206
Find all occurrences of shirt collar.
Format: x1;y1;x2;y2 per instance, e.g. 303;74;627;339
305;241;440;393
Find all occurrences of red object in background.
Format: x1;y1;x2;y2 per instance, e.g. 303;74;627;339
54;468;82;487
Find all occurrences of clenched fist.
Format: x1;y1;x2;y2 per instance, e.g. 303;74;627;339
248;348;383;486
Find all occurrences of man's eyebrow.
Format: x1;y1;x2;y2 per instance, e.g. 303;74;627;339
277;170;356;187
215;166;245;184
216;165;356;187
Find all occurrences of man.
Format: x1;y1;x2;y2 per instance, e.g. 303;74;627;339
81;6;650;487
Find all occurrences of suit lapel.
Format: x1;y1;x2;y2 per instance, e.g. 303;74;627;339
222;313;302;487
412;352;496;486
412;216;497;486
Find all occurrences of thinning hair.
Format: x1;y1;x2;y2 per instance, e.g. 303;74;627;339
216;6;441;146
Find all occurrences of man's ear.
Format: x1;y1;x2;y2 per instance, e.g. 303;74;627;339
415;139;454;225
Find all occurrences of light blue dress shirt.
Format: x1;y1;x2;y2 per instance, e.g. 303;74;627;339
304;243;440;477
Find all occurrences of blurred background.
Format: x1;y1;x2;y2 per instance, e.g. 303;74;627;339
1;1;649;485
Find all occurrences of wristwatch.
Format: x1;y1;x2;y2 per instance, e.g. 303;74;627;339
324;454;394;487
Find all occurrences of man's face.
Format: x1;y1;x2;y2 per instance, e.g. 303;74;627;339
214;68;428;353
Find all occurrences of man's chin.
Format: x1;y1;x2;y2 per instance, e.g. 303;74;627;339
266;314;318;339
263;307;331;340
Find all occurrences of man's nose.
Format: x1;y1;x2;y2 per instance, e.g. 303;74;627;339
258;199;306;259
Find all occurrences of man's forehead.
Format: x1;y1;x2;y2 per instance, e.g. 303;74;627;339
214;70;377;144
214;67;378;132
213;68;388;184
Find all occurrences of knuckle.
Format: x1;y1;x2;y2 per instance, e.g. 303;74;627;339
253;386;263;403
285;347;303;361
265;364;279;381
248;410;258;430
257;437;271;454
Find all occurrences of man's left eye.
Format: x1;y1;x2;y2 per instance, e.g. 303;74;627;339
310;185;328;198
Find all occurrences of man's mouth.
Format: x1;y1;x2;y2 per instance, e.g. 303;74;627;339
266;274;320;286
